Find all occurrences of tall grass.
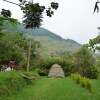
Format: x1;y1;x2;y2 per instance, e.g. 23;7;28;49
0;70;37;97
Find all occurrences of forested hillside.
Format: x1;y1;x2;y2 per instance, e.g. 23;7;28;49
17;25;81;57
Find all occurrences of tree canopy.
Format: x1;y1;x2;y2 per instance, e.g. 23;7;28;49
1;0;59;71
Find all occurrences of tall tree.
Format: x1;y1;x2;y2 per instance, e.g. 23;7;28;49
20;0;59;71
2;0;59;71
74;47;98;79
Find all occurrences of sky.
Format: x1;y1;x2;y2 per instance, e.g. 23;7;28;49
0;0;100;44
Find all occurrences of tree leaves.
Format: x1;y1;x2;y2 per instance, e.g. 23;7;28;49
1;9;11;18
21;3;43;29
51;2;59;10
20;2;59;29
85;35;100;53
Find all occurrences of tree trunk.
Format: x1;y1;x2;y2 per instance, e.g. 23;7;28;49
27;32;32;71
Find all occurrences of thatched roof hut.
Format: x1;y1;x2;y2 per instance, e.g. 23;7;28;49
48;64;65;78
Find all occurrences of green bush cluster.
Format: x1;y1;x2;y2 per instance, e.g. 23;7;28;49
74;47;98;79
71;73;92;92
85;66;99;79
38;69;48;76
0;71;37;97
71;73;81;84
36;58;75;76
33;47;99;79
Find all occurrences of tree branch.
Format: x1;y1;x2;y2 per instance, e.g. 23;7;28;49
3;0;22;7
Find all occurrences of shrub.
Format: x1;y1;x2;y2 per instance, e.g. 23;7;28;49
36;58;75;76
75;74;81;84
38;69;48;76
71;73;81;84
74;47;98;79
71;74;75;80
0;71;37;97
85;79;92;92
80;77;86;88
85;66;98;79
71;73;92;92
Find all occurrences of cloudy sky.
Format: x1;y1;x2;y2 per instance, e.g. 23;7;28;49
0;0;100;44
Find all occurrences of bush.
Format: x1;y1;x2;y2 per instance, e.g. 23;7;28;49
38;69;48;76
71;73;92;92
80;77;86;88
74;47;98;79
36;58;75;76
71;74;75;80
0;71;37;97
85;66;98;79
71;74;82;84
85;79;92;92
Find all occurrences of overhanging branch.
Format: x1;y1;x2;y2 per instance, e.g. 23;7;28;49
3;0;22;7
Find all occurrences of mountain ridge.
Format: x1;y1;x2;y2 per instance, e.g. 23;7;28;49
17;25;81;45
17;25;81;57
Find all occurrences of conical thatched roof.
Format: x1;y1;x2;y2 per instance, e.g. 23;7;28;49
48;64;65;78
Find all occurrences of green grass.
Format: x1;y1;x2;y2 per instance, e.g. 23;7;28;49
0;71;37;98
3;77;100;100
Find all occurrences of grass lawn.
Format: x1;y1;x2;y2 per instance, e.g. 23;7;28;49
3;77;100;100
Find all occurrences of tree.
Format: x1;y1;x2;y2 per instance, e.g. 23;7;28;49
0;29;40;68
0;8;22;64
87;1;100;52
84;29;100;53
2;0;59;71
0;10;19;37
0;32;24;64
20;0;59;71
74;47;98;79
0;11;40;70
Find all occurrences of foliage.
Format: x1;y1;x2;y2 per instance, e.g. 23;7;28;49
71;73;81;84
0;30;40;70
56;51;74;59
95;55;100;73
21;1;59;29
35;57;75;76
2;0;59;71
74;47;98;79
84;35;100;53
85;78;92;92
1;9;11;18
79;77;86;88
0;32;23;64
71;73;92;92
0;8;19;33
20;1;58;71
85;66;99;79
0;71;37;97
0;17;18;23
38;68;48;76
0;16;19;38
21;3;43;29
0;15;40;70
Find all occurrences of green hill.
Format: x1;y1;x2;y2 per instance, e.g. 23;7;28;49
17;25;81;57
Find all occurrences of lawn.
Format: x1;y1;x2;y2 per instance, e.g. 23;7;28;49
3;77;100;100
